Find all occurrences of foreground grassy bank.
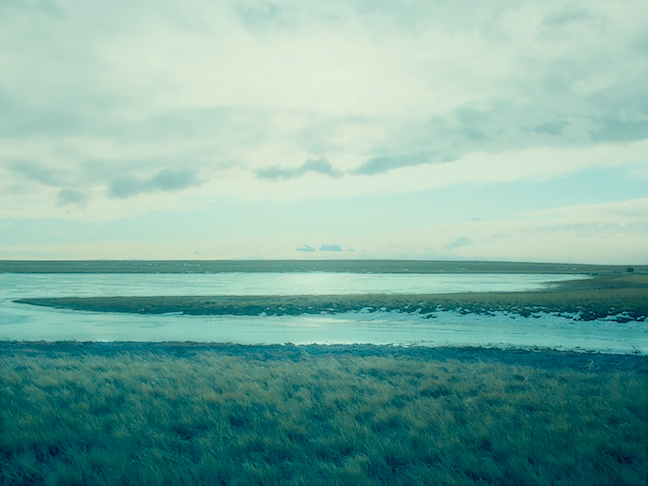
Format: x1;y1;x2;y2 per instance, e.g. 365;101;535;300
16;274;648;321
1;343;646;485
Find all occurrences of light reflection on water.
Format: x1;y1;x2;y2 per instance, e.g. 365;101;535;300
1;272;645;354
0;272;587;298
1;301;646;355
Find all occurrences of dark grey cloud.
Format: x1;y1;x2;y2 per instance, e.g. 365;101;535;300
236;2;285;32
108;168;201;199
109;176;142;199
539;5;602;31
319;243;343;252
296;244;316;252
57;188;87;208
586;90;648;142
530;120;568;136
153;168;200;191
8;161;67;187
592;116;648;143
352;152;440;176
0;0;62;16
352;102;522;176
256;157;342;180
352;88;648;176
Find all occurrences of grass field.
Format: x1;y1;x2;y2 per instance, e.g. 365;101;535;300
1;343;646;485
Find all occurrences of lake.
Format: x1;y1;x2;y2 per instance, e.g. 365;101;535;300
1;272;646;355
0;272;586;298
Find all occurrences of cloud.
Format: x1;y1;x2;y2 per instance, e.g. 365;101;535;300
8;161;66;187
353;152;445;176
256;158;342;180
1;0;648;263
3;0;647;192
591;114;648;143
529;120;568;136
539;5;602;32
57;188;87;208
109;168;201;199
319;243;343;252
296;243;344;252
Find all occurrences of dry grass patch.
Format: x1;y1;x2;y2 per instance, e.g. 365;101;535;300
1;344;646;485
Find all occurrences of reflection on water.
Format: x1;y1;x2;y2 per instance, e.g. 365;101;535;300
1;272;645;354
1;301;646;355
0;272;587;298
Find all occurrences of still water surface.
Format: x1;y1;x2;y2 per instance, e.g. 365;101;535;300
1;273;645;355
0;272;586;298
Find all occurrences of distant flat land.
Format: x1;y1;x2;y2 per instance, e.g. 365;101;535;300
2;259;646;274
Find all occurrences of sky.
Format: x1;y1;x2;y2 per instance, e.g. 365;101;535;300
1;0;647;263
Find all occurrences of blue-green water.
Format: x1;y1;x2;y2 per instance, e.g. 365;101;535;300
1;272;645;354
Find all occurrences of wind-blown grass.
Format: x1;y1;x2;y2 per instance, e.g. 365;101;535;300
1;343;646;485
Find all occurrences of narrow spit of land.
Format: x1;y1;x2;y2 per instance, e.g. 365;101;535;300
14;273;648;321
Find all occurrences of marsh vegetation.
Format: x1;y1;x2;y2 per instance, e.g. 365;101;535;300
15;274;648;322
1;343;646;485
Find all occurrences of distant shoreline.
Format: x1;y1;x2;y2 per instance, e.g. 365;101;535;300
2;259;646;274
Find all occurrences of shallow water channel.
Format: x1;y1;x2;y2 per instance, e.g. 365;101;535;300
1;272;646;355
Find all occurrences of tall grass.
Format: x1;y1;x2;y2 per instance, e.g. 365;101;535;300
2;344;646;485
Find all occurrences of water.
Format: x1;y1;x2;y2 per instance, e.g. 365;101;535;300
0;272;585;298
1;273;646;354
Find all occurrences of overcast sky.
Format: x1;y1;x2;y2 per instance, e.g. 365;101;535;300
1;0;647;263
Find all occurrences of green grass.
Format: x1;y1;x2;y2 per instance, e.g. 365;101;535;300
1;343;646;485
16;274;648;320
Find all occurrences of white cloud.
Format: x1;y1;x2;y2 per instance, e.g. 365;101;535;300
1;0;647;261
